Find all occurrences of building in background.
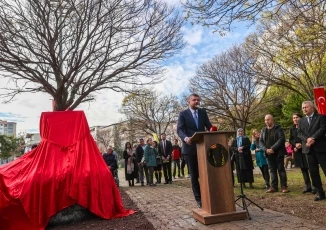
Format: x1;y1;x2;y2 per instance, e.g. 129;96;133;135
0;120;17;137
23;133;41;153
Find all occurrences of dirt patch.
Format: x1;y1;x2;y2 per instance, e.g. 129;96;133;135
47;189;155;230
254;193;326;226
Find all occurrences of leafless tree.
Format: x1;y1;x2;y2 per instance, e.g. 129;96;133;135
189;45;267;130
94;126;114;152
120;89;181;136
245;1;326;100
183;0;323;32
0;0;185;110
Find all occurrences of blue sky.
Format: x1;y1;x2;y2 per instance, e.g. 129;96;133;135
0;1;255;134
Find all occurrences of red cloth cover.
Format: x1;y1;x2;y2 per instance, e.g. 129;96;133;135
0;111;134;230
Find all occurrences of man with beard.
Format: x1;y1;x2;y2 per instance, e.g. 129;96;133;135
259;114;289;193
177;93;212;208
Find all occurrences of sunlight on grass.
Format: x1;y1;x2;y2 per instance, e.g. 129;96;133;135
234;168;326;197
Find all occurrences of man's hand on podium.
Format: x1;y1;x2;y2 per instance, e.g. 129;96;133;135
185;137;192;145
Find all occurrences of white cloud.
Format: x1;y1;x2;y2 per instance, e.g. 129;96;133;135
163;0;185;7
182;25;203;46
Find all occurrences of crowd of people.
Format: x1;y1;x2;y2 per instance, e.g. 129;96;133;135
102;135;189;188
230;100;326;202
102;94;326;208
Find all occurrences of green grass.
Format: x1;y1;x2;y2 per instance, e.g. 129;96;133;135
236;167;326;196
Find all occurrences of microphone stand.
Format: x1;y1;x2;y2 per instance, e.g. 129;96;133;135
234;152;264;220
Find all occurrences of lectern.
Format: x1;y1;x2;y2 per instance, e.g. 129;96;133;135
191;131;247;225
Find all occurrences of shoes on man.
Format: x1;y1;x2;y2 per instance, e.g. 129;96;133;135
164;182;169;184
169;181;172;184
282;187;289;193
141;183;144;186
314;194;325;201
266;187;278;193
302;188;312;194
196;201;202;209
312;189;317;194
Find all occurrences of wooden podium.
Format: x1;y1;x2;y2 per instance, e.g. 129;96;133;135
191;131;247;225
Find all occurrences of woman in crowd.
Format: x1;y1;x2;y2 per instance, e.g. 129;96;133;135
154;141;163;184
143;138;158;186
289;113;315;194
123;142;137;186
231;128;254;188
251;129;270;190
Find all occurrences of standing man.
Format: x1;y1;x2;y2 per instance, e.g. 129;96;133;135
297;101;326;201
259;114;289;193
158;133;173;184
103;146;118;176
135;138;149;186
172;139;182;179
177;93;212;208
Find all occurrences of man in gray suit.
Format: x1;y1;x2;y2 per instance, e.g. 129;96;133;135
297;100;326;201
177;93;212;208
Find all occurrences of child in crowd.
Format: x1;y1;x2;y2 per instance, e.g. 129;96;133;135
284;141;294;169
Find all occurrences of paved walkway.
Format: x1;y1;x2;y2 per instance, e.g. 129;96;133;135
119;170;325;230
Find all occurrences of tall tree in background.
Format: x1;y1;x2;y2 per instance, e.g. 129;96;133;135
189;45;267;130
95;126;114;152
245;2;326;100
120;89;180;136
0;135;23;158
183;0;323;33
0;0;185;110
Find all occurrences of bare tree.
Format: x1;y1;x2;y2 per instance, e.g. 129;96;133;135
94;126;114;152
120;89;181;136
245;1;326;100
183;0;323;32
0;0;185;110
190;45;267;130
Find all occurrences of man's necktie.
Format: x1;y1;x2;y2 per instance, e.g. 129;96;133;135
163;141;166;156
308;116;312;125
194;110;198;128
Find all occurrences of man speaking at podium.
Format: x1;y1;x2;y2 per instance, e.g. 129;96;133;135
177;93;212;208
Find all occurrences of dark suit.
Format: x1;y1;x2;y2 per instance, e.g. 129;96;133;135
289;125;312;191
177;108;212;202
297;113;326;196
158;140;173;183
136;145;149;185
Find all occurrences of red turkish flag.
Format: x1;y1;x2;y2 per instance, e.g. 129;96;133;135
313;87;326;115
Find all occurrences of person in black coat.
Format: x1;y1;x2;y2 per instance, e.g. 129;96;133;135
158;133;173;184
297;101;326;201
177;93;212;208
123;142;137;186
289;113;314;194
260;114;289;193
135;138;149;186
103;147;118;176
231;128;254;188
